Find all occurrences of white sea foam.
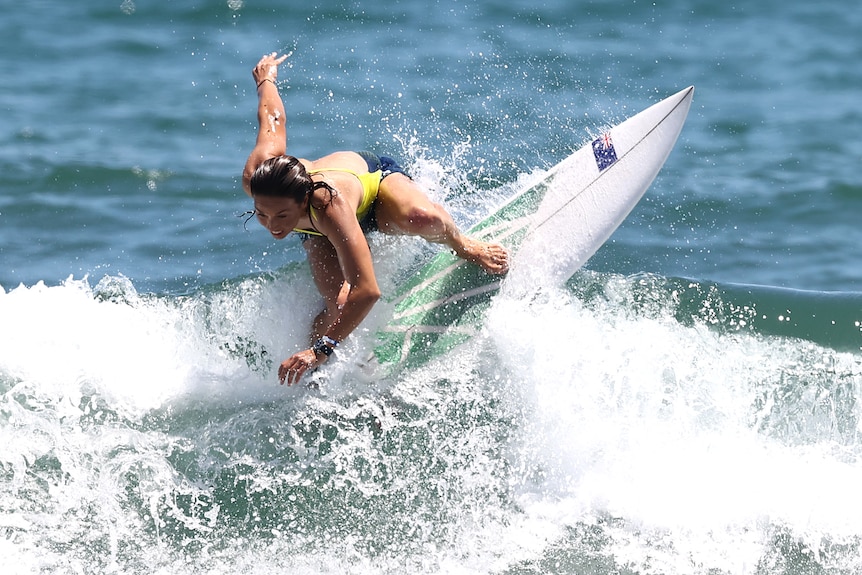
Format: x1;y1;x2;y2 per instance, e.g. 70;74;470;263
483;282;862;573
2;269;862;573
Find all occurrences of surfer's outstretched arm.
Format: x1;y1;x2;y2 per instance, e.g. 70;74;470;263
242;52;289;197
375;174;509;275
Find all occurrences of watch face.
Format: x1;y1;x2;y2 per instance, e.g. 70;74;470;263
313;340;333;356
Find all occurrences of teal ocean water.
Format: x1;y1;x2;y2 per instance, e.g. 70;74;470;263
2;1;862;573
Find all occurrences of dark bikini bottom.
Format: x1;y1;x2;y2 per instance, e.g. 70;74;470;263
355;151;410;234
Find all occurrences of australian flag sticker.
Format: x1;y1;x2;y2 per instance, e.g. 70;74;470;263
592;132;618;171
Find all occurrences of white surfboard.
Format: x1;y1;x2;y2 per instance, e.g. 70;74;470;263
374;86;695;367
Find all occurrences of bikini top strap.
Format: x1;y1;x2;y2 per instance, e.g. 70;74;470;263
307;167;359;177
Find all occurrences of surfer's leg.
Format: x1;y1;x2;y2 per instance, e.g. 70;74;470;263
302;236;350;342
374;173;509;274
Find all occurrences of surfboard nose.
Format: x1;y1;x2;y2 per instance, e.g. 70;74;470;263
504;85;695;295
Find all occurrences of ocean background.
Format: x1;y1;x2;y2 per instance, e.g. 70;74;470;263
2;0;861;573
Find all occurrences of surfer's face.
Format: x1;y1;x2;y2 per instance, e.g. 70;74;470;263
253;195;306;240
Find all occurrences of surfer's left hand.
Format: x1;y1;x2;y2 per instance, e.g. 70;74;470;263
278;348;325;386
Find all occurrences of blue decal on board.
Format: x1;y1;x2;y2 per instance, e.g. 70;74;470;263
592;132;618;171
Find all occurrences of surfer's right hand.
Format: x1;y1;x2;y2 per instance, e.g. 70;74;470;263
253;52;288;87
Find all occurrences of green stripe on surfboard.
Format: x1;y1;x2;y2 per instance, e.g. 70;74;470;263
374;173;559;367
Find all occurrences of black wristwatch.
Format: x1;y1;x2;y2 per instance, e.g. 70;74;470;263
312;336;339;357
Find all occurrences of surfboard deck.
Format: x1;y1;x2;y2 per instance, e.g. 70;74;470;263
374;86;695;368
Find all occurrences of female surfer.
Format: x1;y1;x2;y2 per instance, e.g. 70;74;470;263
243;52;509;386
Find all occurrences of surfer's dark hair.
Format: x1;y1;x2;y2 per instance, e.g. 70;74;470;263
250;155;335;207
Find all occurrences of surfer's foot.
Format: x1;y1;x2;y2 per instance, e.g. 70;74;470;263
454;236;509;274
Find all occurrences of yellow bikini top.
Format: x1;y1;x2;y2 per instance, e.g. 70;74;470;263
292;167;382;236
